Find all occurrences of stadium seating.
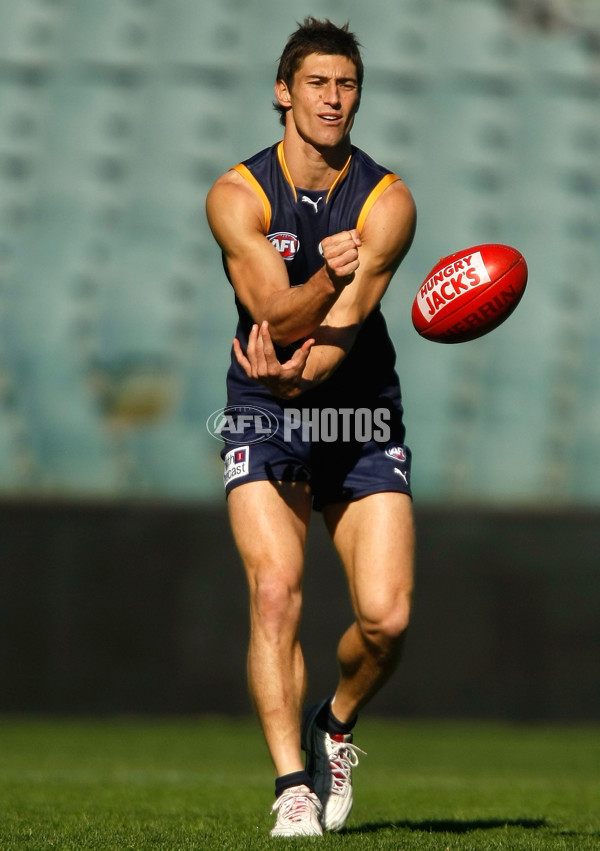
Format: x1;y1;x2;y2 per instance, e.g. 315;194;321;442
0;0;65;67
0;0;598;503
69;0;157;69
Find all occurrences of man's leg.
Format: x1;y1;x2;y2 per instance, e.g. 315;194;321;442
323;491;415;721
228;479;313;777
302;491;414;830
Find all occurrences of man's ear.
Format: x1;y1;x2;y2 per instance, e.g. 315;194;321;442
274;79;292;109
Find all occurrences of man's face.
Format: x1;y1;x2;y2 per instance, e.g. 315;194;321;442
275;53;360;148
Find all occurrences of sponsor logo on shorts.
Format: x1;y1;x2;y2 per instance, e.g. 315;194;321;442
224;445;249;486
206;406;278;444
267;231;299;260
385;444;407;462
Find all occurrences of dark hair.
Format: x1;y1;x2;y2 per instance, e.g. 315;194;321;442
274;17;363;125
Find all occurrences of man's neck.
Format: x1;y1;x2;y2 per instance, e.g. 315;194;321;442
280;131;352;191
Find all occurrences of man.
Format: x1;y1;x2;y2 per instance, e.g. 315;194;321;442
206;17;416;837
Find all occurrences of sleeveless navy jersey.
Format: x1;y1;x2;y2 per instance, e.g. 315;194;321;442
224;141;402;409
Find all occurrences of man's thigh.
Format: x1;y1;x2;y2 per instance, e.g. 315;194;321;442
322;492;415;619
227;480;313;584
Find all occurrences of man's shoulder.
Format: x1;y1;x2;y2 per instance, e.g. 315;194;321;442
209;144;277;188
206;166;269;234
206;168;250;208
350;146;395;179
350;146;413;207
240;143;279;171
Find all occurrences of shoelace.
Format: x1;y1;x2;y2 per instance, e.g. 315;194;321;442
328;740;367;794
271;787;318;822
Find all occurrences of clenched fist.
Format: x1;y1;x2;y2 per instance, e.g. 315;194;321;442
321;228;361;288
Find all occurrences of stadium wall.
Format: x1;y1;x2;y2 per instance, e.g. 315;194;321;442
1;501;598;722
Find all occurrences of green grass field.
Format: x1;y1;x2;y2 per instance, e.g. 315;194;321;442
0;717;598;850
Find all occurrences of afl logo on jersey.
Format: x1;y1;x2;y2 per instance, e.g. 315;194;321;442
385;444;407;462
268;231;299;261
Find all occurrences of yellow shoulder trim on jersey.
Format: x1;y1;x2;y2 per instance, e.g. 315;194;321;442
276;142;297;201
356;173;400;231
232;163;272;232
325;154;352;203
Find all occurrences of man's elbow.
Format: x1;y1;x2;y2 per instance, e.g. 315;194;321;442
266;321;314;349
271;330;303;348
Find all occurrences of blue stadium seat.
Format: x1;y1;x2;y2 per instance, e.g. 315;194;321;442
128;421;223;497
70;0;157;69
0;0;64;67
0;406;34;489
4;355;122;492
439;0;521;81
161;0;244;69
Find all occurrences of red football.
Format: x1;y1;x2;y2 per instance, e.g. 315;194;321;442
412;243;528;343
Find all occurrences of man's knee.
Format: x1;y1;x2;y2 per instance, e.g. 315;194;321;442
250;572;303;634
358;592;412;651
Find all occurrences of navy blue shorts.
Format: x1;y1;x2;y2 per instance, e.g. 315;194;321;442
219;400;412;510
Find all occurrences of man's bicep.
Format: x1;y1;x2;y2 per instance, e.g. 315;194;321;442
328;181;416;325
225;235;292;322
206;176;290;321
359;180;416;278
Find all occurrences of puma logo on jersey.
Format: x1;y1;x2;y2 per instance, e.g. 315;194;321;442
267;231;299;260
393;467;409;485
300;195;322;214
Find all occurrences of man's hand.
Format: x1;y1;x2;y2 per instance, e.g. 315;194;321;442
233;321;315;399
322;228;361;288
